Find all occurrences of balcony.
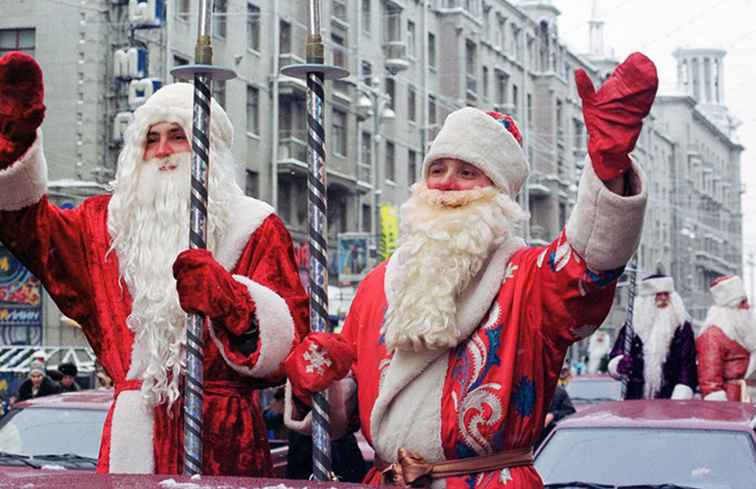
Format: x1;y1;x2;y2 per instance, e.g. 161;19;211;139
278;130;308;171
383;41;410;74
527;172;552;198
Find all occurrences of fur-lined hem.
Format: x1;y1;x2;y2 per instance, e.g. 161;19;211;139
566;158;647;271
109;390;154;473
703;390;727;401
208;275;294;378
607;355;624;379
670;384;694;400
0;131;47;210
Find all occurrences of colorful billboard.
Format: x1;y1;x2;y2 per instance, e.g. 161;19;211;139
0;245;43;345
337;232;370;283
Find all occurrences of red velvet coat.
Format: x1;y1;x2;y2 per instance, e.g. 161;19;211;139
0;140;309;475
696;326;750;401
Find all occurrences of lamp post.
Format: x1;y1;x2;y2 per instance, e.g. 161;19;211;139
356;79;395;265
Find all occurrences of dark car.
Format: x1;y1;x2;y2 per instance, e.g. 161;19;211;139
0;389;288;475
563;374;622;411
535;400;756;489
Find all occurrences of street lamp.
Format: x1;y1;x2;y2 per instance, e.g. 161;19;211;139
355;79;394;265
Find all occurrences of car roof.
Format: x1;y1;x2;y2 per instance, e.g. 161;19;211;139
568;374;616;381
14;389;113;411
558;399;756;432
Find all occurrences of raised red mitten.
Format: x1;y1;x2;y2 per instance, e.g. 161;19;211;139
172;249;255;335
576;52;658;181
0;52;46;168
285;332;355;396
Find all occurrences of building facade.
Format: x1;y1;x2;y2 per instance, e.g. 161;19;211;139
0;0;744;345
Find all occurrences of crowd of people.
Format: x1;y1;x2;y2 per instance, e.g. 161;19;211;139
0;43;753;489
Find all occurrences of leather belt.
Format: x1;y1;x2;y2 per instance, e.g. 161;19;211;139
375;446;534;487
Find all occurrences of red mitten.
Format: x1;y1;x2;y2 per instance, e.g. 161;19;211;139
172;249;255;335
285;333;355;400
575;52;658;181
0;52;46;168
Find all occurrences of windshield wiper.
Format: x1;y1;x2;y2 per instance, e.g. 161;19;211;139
0;451;42;468
544;483;614;489
33;453;98;464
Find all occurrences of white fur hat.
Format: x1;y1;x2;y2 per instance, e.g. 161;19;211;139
421;107;529;196
637;274;674;296
710;275;747;307
28;360;45;376
129;82;233;150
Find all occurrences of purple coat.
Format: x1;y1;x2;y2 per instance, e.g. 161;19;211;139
610;322;698;399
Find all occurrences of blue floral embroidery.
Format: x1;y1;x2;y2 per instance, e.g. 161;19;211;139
512;377;536;417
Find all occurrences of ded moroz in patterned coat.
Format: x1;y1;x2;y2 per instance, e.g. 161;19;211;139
333;159;647;489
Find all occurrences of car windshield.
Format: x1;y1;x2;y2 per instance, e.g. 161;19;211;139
536;427;756;489
565;379;622;401
0;407;107;459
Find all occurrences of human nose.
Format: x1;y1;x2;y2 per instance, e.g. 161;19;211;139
154;136;172;158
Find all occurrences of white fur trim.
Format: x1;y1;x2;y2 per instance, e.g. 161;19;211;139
0;131;47;210
747;352;756;381
566;158;647;271
710;276;747;308
108;390;154;473
215;196;274;270
607;355;624;379
283;377;356;439
638;277;674;296
704;390;728;401
208;274;294;378
374;236;524;464
670;384;694;400
422;107;528;196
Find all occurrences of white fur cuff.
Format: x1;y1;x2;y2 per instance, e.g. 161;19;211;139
0;132;47;211
209;275;295;378
670;384;694;400
607;355;624;379
703;390;728;401
566;158;648;271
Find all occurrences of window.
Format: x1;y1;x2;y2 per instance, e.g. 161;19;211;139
385;7;401;43
332;109;347;156
496;70;508;106
213;0;227;39
332;0;347;23
362;204;371;233
512;84;519;117
245;170;259;198
177;0;191;20
385;77;396;110
385;141;396;182
408;85;417;123
247;4;261;51
573;118;584;150
428;32;437;69
331;34;346;68
482;66;489;99
527;93;533;127
279;20;291;54
498;16;507;51
428;95;437;125
361;131;372;165
212;80;226;109
172;55;189;82
362;0;371;34
362;61;373;86
407;20;416;58
408;149;417;184
246;85;259;134
0;28;35;56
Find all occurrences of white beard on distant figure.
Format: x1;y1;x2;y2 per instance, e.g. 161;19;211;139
107;148;241;408
632;292;689;398
588;332;610;374
704;306;756;353
382;183;527;353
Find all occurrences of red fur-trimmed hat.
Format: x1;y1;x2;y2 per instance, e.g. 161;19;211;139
710;275;747;307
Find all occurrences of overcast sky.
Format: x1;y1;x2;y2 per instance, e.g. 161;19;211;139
551;0;756;295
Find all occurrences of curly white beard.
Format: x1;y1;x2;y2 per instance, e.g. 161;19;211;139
704;305;756;353
107;148;241;407
382;183;526;353
588;332;611;374
632;292;689;397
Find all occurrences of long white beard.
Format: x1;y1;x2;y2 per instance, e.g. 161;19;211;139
108;149;241;407
588;332;610;374
632;293;689;398
382;183;526;353
704;306;756;353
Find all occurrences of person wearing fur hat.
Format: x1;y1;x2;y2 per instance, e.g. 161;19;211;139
284;53;656;488
0;52;308;475
697;275;756;401
57;362;81;393
9;361;62;408
607;274;697;400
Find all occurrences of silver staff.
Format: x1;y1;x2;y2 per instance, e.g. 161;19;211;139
280;0;348;480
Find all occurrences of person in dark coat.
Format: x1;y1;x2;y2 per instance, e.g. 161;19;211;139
608;274;698;399
9;361;62;408
57;362;81;393
537;367;576;446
